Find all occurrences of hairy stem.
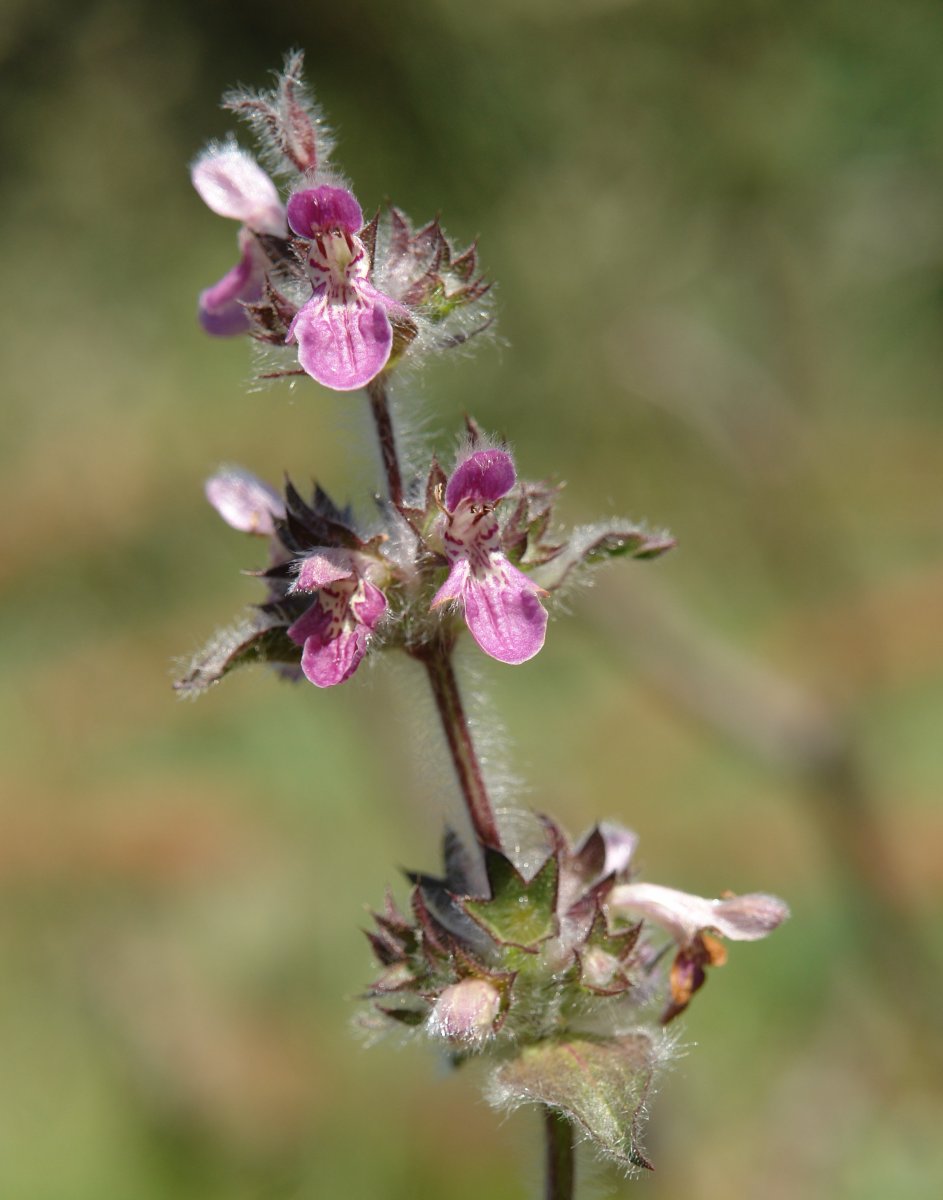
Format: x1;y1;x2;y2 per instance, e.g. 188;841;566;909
420;642;502;851
544;1109;575;1200
365;378;497;848
366;378;403;507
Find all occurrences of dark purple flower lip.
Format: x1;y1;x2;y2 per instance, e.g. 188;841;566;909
287;185;364;238
445;448;516;511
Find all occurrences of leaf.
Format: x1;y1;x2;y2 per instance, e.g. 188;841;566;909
534;522;675;593
488;1033;658;1170
174;610;298;696
462;849;558;950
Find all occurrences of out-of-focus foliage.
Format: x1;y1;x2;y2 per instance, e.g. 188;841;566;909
1;1;942;1196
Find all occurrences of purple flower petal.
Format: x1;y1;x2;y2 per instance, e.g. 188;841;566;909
445;449;516;511
286;597;370;687
287;598;332;649
287;573;387;688
286;186;363;237
198;232;265;336
192;142;285;236
431;560;470;609
462;559;548;665
286;291;393;391
292;549;356;592
205;467;285;535
299;622;371;687
350;580;388;629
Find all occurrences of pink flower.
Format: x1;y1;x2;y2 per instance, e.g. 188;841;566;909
287;548;388;687
607;882;789;1021
285;186;398;391
432;449;548;665
191;142;286;336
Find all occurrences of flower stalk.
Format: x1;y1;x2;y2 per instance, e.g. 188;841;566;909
366;377;404;507
414;637;502;851
545;1109;575;1200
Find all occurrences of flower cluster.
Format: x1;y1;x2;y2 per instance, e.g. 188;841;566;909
362;820;788;1169
177;443;672;694
183;55;790;1187
191;53;491;390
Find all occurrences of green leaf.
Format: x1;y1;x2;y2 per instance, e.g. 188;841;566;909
174;610;298;696
488;1033;657;1170
534;522;675;593
462;850;558;950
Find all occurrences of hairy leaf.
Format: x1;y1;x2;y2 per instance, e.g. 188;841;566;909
175;610;298;696
489;1032;657;1170
534;522;675;593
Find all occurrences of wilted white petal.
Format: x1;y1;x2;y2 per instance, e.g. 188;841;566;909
607;882;789;944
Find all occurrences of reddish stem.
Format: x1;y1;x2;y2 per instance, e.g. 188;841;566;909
366;378;403;507
419;643;502;852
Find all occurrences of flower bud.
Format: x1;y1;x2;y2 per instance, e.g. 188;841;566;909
429;979;502;1045
580;947;621;991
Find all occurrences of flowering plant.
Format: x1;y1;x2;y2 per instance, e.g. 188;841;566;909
179;52;788;1196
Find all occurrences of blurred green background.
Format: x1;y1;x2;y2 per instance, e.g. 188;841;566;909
2;0;943;1196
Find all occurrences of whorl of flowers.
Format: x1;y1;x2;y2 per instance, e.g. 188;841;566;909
191;51;492;390
361;819;787;1168
178;436;673;694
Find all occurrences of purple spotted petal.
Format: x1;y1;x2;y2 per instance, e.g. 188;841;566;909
301;623;370;687
192;143;284;235
198;232;265;336
286;186;363;237
286;290;393;391
350;580;388;629
462;558;547;665
287;599;332;650
431;560;470;609
205;467;285;535
445;449;516;511
293;549;356;592
287;600;370;688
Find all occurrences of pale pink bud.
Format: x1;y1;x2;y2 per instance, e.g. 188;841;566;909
580;947;621;991
429;979;502;1045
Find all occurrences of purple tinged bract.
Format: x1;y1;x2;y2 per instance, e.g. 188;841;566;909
433;449;548;665
285;185;398;391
